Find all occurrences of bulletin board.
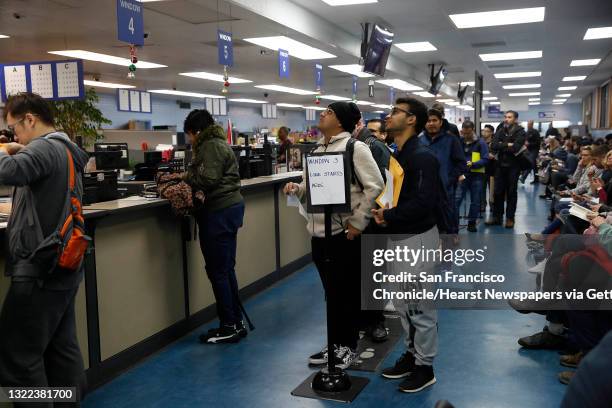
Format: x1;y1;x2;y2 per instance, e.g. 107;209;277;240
0;59;84;102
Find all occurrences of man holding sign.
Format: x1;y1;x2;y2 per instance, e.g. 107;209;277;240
284;102;383;370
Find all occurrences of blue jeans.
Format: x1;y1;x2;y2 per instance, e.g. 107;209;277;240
456;174;483;223
196;202;245;326
446;183;459;234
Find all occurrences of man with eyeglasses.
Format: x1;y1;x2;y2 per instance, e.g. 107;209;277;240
0;93;88;401
371;98;442;393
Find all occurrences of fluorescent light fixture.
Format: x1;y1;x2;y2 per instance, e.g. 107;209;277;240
180;72;251;83
562;76;587;81
321;0;377;5
328;64;374;78
552;99;567;103
479;50;542;61
553;102;564;105
303;106;326;111
0;34;9;39
494;71;541;79
254;84;318;95
558;86;577;90
483;97;498;101
570;59;601;67
243;36;336;60
372;111;385;114
83;80;135;89
372;104;392;109
376;79;422;91
276;103;303;108
413;91;436;98
529;98;540;101
48;50;166;68
228;98;266;104
149;89;225;98
395;42;437;52
460;81;474;87
446;101;460;106
528;102;541;105
556;94;572;98
355;100;374;105
319;94;352;101
437;99;455;103
508;92;540;96
584;27;612;40
458;105;474;111
449;7;545;29
488;101;501;105
502;84;541;89
483;90;491;95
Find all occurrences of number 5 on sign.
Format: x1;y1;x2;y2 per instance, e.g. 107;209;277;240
117;0;144;46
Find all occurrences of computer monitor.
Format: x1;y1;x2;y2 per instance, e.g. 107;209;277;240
144;151;163;166
94;143;129;170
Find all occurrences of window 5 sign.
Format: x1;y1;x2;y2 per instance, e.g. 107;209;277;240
305;152;351;213
117;0;144;45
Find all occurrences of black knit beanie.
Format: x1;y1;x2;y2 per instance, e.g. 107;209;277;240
328;102;361;133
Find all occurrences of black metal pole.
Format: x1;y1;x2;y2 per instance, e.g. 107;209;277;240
324;205;335;373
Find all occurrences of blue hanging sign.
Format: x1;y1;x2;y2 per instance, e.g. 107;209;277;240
315;63;323;89
279;49;290;78
116;0;144;45
217;30;234;67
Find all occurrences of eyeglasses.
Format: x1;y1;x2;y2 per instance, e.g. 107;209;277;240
7;117;25;133
321;108;335;116
390;106;414;117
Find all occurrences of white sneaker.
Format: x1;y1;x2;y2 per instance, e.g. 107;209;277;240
528;258;548;274
334;346;357;370
308;345;329;365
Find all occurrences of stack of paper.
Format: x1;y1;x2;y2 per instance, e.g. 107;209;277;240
568;202;597;222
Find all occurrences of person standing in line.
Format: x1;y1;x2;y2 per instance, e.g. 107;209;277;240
486;111;527;229
0;93;88;402
431;102;460;138
520;120;542;184
284;102;383;370
456;120;489;232
371;97;442;393
481;124;496;213
183;109;248;344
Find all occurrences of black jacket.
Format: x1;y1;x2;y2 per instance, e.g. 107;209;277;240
355;127;390;180
443;119;460;138
491;124;527;168
383;135;440;234
526;128;541;152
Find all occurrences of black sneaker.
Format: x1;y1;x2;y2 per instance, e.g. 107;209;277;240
518;327;566;350
366;321;388;343
467;222;477;232
237;321;248;338
398;365;436;393
334;346;357;370
382;351;415;379
200;324;241;344
308;345;329;365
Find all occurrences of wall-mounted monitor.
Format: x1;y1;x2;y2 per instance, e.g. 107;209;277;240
363;25;394;77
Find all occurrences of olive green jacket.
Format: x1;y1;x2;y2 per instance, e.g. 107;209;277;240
185;125;243;212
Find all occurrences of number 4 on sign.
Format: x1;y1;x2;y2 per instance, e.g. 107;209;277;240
129;17;134;35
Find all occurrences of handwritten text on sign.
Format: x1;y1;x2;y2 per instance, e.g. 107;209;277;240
307;154;346;206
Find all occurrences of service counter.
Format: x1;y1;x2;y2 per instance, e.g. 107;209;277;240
0;172;309;389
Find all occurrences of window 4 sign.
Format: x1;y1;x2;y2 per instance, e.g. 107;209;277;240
117;0;144;45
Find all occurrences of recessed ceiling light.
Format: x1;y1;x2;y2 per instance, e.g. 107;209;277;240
483;97;498;101
243;36;336;60
321;0;377;5
449;7;545;29
372;110;385;114
83;80;136;89
254;84;318;95
562;76;587;82
437;99;455;103
460;81;475;87
528;102;541;105
228;98;266;104
48;50;166;68
328;64;374;78
355;100;374;105
413;91;436;98
395;42;437;52
483;90;491;95
502;84;541;89
558;86;577;90
556;94;572;98
569;59;601;67
553;102;565;105
489;101;501;105
529;98;540;101
180;72;252;83
494;71;542;79
458;105;474;111
319;94;352;101
372;104;392;109
0;34;9;39
509;92;540;96
552;99;567;103
584;27;612;40
446;101;461;106
376;79;422;91
149;90;225;98
304;106;326;111
479;50;542;61
276;103;303;108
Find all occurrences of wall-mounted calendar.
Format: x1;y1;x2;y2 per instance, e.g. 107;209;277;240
0;59;84;102
205;98;227;116
305;109;318;122
262;104;278;119
116;89;152;113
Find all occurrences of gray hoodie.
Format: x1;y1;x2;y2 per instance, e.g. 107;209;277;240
0;132;89;289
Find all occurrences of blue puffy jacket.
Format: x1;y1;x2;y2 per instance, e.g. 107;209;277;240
419;130;467;188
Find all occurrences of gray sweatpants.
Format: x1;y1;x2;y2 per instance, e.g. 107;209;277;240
388;226;440;366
